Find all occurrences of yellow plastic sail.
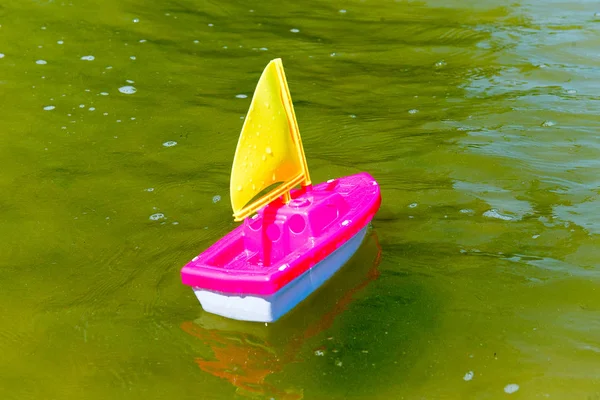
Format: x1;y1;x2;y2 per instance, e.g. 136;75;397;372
230;58;311;221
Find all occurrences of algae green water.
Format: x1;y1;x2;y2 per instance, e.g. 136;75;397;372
1;0;599;398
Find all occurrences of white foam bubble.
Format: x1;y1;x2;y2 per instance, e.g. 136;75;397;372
0;53;5;59
504;384;519;394
43;105;55;111
483;209;513;221
118;85;136;94
408;109;419;114
36;60;47;65
57;40;64;44
133;18;140;23
236;94;248;99
149;213;165;221
409;203;418;208
212;195;221;203
80;55;95;61
163;141;177;147
463;371;474;381
290;28;300;33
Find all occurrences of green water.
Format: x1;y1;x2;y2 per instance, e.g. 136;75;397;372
2;0;599;398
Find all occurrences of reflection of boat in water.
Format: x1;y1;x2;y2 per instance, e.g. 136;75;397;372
181;230;382;399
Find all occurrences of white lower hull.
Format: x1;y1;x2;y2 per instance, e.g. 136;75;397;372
192;225;369;322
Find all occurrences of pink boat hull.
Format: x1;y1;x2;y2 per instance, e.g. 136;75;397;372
181;172;381;321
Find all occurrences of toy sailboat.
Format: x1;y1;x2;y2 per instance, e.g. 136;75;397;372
181;58;381;322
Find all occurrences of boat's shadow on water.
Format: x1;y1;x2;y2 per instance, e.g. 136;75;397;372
180;229;440;399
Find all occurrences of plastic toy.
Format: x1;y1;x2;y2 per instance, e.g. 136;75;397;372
180;58;381;322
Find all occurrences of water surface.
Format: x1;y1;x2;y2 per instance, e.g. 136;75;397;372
1;0;599;399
